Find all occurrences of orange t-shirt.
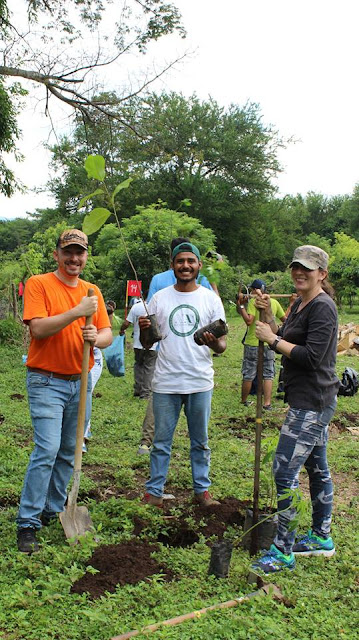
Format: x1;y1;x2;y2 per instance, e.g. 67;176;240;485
24;273;111;374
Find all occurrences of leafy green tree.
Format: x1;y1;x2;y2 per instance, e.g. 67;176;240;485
0;217;36;252
335;184;359;241
0;0;185;194
0;80;25;196
329;232;359;306
47;92;285;262
305;233;332;255
92;205;217;304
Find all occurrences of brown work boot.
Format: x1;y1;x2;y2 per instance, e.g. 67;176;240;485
142;492;163;508
193;490;220;507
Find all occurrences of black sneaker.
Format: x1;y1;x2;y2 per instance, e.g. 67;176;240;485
17;528;39;554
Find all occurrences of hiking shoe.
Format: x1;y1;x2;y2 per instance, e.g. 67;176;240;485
142;492;163;508
242;401;253;407
293;530;335;557
251;544;295;574
193;490;220;507
137;444;151;455
40;512;56;527
263;404;272;411
17;528;39;554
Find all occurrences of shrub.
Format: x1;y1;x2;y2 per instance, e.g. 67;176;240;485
0;317;24;345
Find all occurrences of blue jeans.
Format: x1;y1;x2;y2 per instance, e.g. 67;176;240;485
273;401;336;554
146;390;213;497
16;371;92;531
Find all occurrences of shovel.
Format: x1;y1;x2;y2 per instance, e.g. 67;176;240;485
59;289;95;541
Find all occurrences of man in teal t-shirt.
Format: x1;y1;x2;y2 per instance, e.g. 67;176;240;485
236;279;285;409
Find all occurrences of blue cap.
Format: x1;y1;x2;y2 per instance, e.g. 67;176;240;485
250;279;266;290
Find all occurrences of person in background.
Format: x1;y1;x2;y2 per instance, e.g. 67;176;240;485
139;242;227;508
120;297;158;400
236;279;286;409
252;245;339;573
16;229;112;553
82;300;117;452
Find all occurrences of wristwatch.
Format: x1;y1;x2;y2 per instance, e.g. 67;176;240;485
239;304;245;309
269;336;282;352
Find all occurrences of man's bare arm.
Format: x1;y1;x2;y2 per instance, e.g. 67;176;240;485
29;296;98;339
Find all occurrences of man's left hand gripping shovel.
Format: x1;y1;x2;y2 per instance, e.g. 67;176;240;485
59;289;94;542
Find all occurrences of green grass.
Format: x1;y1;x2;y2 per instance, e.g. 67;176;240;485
0;316;358;640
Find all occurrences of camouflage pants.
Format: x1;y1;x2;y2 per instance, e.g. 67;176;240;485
273;401;336;554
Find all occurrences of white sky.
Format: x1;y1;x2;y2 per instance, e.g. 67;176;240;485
1;0;359;220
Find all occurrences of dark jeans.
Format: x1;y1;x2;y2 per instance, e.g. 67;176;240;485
133;349;157;398
273;401;336;554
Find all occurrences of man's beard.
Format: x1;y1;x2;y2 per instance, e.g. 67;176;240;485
175;266;200;284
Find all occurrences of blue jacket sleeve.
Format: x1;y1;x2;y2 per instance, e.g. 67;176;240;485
147;275;159;303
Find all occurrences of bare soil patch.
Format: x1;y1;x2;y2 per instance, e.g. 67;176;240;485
10;393;24;401
331;412;359;436
71;497;248;598
71;540;174;599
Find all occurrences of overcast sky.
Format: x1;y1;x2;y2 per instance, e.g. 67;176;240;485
1;0;359;220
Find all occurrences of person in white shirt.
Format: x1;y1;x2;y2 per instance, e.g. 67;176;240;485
120;299;158;399
139;242;227;508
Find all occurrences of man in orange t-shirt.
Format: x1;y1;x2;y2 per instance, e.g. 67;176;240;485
16;229;112;553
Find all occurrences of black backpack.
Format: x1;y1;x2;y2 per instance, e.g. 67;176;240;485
338;367;358;397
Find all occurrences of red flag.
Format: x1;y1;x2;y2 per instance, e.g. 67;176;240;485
127;280;142;297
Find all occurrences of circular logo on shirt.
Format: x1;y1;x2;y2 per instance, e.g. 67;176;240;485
169;304;200;337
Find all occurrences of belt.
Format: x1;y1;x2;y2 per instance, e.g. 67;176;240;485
27;367;82;381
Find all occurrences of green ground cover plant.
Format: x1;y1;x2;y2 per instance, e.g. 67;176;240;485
0;315;358;640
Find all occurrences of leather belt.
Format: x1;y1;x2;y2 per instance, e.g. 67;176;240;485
27;367;82;381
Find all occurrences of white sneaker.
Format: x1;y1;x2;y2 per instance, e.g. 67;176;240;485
137;444;151;455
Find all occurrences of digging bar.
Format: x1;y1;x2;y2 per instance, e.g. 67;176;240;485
59;289;94;540
250;302;265;556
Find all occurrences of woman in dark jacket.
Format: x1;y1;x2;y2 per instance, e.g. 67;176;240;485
252;245;339;574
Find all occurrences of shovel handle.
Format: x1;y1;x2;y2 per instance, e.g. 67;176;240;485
73;289;95;471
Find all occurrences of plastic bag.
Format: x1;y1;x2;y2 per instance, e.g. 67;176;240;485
103;335;125;377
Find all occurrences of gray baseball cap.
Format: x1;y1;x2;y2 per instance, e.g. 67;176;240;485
289;245;329;270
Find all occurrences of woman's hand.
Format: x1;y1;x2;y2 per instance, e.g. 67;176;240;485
253;292;274;323
255;320;277;345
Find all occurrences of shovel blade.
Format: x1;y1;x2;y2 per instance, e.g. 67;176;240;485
59;505;93;542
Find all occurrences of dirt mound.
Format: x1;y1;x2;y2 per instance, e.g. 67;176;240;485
71;540;174;599
71;498;250;599
193;497;248;538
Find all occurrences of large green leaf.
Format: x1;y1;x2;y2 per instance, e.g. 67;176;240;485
110;178;133;205
78;188;104;210
84;155;106;181
83;208;111;235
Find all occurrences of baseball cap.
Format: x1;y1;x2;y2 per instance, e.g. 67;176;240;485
289;245;329;270
172;242;201;261
250;278;266;290
58;229;88;250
